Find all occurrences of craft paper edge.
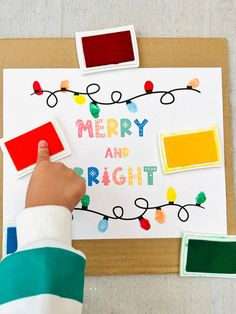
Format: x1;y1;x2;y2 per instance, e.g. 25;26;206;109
180;232;236;278
78;63;139;75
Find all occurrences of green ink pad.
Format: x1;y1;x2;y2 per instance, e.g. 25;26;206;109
180;233;236;278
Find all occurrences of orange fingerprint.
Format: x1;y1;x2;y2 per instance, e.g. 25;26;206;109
155;210;166;224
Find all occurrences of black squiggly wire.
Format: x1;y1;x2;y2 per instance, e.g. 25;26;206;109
73;198;149;221
73;197;204;223
31;83;200;108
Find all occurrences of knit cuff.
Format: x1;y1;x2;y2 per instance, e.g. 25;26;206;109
16;206;72;249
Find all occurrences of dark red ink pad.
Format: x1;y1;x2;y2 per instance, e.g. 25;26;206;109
76;26;139;74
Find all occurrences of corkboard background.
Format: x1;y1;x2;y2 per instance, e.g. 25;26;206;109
0;38;235;275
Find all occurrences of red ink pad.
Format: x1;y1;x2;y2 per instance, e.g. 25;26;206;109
76;25;139;74
3;121;70;177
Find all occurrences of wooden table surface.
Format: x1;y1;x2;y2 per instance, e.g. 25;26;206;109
1;1;236;313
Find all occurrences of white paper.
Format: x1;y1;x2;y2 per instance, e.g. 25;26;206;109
3;68;227;240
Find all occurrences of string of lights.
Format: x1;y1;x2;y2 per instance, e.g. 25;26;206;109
73;188;206;233
31;78;201;118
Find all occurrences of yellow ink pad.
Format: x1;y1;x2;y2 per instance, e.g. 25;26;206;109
159;126;221;174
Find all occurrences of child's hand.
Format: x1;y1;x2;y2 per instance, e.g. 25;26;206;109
25;140;86;211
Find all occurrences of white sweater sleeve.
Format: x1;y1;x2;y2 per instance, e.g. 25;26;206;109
0;206;86;314
17;205;73;248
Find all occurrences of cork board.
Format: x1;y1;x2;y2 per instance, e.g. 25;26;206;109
0;38;235;275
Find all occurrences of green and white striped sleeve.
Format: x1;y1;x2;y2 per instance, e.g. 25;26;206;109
0;206;86;314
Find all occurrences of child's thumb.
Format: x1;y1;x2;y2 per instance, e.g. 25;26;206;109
37;140;50;163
